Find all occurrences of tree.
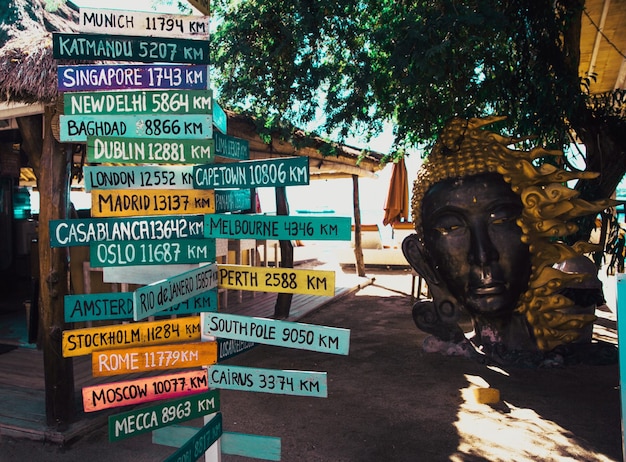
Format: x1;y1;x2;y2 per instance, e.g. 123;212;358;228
210;0;626;236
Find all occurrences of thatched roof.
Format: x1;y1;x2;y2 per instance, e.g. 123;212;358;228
0;0;77;104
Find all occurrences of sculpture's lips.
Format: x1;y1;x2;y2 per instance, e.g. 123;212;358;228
471;281;506;296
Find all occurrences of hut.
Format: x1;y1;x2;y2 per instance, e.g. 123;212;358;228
0;0;384;429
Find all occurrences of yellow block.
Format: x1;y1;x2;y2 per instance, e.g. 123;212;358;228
472;387;500;404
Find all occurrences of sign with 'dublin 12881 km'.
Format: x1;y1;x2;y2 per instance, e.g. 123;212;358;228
53;32;209;64
59;114;212;142
87;137;214;164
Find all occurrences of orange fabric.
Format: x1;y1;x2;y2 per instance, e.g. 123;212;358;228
383;158;409;226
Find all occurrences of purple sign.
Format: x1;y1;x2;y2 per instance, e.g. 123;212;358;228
57;64;209;92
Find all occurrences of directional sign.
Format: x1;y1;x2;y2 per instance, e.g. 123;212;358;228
84;165;195;191
57;64;209;92
50;215;204;247
64;89;213;115
59;114;212;142
109;390;220;442
193;156;309;189
103;264;199;286
208;365;327;397
214;131;249;160
217;338;256;362
217;264;335;296
64;289;217;323
90;189;215;218
62;317;201;357
79;8;210;40
205;214;352;240
82;369;209;412
53;32;209;64
163;413;222;462
90;239;216;267
212;100;227;134
87;137;214;164
215;189;251;213
92;341;217;376
133;263;218;321
204;312;350;355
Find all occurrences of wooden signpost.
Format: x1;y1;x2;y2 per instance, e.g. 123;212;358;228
87;137;214;164
64;290;217;323
92;341;217;376
203;312;350;355
78;8;210;40
133;263;218;321
82;369;209;412
59;114;213;142
52;32;210;64
108;390;220;441
205;214;352;240
50;215;205;247
89;239;216;267
64;89;213;115
62;317;201;357
218;264;335;296
57;64;210;92
193;156;309;189
90;189;215;218
208;365;327;397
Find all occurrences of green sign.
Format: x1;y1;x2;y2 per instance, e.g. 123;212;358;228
50;215;204;247
214;131;249;160
205;214;351;240
59;114;212;142
163;413;222;462
109;390;220;442
90;239;216;267
215;189;251;213
87;137;214;164
193;156;309;189
52;32;209;64
64;89;213;115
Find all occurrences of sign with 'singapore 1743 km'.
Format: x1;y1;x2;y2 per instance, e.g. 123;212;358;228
62;317;201;357
59;114;212;142
87;137;214;164
193;156;309;189
108;389;220;442
205;214;352;240
133;263;218;321
82;369;209;412
203;312;350;355
52;32;209;64
57;64;209;92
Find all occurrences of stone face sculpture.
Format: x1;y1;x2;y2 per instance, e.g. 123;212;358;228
402;116;617;366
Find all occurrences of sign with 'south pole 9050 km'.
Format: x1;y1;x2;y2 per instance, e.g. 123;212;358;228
133;263;218;321
108;389;220;442
57;64;209;92
52;32;209;64
204;312;350;355
82;369;209;412
59;114;212;142
62;317;201;357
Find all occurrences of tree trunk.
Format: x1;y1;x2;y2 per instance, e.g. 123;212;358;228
18;108;75;428
352;175;366;277
273;186;293;319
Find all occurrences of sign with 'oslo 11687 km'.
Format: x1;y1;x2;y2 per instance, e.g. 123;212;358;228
89;239;216;267
59;114;212;142
193;156;309;189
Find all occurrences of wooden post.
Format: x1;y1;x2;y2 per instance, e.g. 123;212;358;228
273;186;293;319
352;175;366;277
18;108;75;427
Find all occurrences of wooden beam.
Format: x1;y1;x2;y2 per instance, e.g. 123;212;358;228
352;175;366;277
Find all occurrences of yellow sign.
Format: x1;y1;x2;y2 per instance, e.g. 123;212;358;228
62;317;201;357
91;189;215;217
92;341;217;376
217;264;335;296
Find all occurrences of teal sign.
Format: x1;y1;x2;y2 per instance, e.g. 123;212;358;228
89;239;216;267
163;413;222;462
87;137;214;164
214;131;249;160
193;156;309;189
84;165;195;191
215;189;251;213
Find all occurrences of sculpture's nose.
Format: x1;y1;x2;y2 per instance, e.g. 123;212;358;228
468;221;499;267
